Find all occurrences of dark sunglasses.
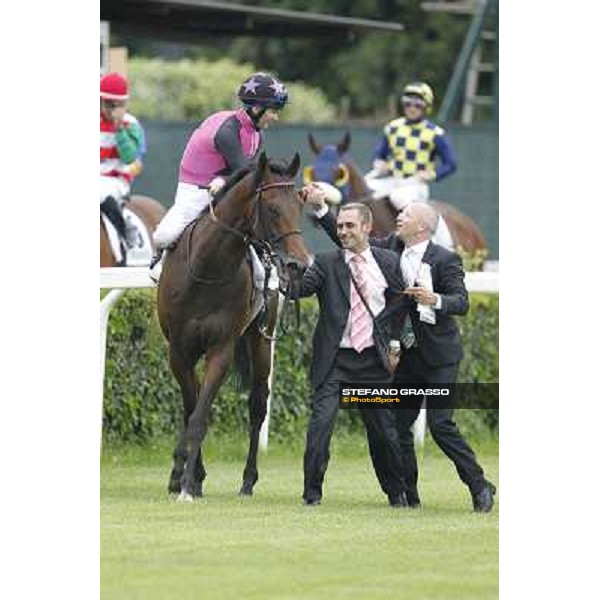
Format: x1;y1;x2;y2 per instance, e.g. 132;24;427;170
401;96;426;109
103;100;126;109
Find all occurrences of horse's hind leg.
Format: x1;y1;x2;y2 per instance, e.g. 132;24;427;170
240;327;272;496
180;341;236;500
167;346;200;494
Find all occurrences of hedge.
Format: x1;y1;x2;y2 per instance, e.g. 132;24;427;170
127;57;337;124
103;291;499;444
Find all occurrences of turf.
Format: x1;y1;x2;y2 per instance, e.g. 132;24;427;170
101;436;498;600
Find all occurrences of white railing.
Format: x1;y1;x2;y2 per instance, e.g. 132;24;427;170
100;266;499;449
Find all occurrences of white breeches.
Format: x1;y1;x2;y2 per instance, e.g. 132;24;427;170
152;183;212;248
388;177;430;211
100;176;130;205
432;215;454;250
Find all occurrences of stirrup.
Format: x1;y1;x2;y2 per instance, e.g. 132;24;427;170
149;248;164;270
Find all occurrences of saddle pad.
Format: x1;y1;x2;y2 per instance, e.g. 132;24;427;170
101;212;123;264
122;207;154;266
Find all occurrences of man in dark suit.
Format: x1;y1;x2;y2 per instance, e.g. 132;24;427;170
292;202;409;507
309;198;496;513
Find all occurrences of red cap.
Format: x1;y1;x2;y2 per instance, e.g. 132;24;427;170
100;72;129;101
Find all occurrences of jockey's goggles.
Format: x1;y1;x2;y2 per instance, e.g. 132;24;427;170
102;99;126;109
401;96;427;109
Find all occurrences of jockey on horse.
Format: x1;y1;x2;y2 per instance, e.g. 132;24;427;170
100;72;147;260
149;72;324;281
369;82;457;248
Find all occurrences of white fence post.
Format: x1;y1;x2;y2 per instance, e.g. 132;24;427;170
413;406;427;446
100;289;125;401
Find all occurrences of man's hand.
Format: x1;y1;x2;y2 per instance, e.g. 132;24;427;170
111;106;126;128
404;286;437;305
387;351;401;374
415;170;436;183
209;176;226;196
301;182;327;209
372;159;390;174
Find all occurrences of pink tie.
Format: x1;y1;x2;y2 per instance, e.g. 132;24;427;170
349;255;373;353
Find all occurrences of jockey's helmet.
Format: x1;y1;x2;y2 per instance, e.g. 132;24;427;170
100;72;129;101
402;82;434;113
238;73;288;110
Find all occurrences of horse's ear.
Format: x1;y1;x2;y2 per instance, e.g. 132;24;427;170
337;132;351;155
255;151;268;185
308;133;321;154
287;153;301;178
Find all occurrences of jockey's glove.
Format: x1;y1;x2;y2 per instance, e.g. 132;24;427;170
372;159;391;176
208;177;226;197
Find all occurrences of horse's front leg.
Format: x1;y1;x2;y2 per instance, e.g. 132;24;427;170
240;326;272;496
167;345;200;494
179;341;235;501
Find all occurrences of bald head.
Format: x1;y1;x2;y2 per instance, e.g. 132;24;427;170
395;201;439;244
410;202;438;234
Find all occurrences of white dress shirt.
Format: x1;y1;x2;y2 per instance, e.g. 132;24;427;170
339;247;387;348
401;240;442;310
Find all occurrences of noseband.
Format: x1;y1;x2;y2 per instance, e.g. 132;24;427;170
187;179;303;284
208;180;303;247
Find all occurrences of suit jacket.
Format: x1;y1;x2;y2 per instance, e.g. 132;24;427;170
292;246;406;389
319;210;468;368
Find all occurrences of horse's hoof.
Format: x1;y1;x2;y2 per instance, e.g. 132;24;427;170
176;490;195;503
168;480;182;494
239;484;254;497
168;469;183;494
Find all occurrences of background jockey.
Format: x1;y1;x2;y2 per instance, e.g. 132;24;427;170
100;72;147;251
150;72;323;273
371;82;457;207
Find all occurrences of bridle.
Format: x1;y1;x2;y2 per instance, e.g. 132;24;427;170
186;179;304;285
185;178;306;340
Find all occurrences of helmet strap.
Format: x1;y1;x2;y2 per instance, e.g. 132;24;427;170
246;105;266;129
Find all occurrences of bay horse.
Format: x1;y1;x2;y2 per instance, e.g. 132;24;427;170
157;152;310;501
305;132;487;255
100;194;165;266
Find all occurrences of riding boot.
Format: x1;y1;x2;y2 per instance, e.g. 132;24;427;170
149;242;176;283
101;196;128;241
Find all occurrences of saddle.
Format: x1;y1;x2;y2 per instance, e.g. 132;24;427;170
101;206;154;266
243;242;281;338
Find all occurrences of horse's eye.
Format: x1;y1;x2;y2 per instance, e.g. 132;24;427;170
267;205;281;218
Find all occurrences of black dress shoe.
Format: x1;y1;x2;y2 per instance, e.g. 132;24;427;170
388;492;408;508
473;481;496;513
304;498;321;506
406;490;421;509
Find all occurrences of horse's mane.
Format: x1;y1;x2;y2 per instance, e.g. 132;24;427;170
212;159;292;204
213;166;253;203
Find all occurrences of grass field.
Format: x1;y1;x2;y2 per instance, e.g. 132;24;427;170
101;435;498;600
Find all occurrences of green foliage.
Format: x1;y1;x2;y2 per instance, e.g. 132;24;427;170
103;290;499;443
458;293;499;432
127;57;336;123
456;246;488;272
189;1;468;119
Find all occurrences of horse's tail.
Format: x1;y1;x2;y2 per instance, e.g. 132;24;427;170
233;338;252;391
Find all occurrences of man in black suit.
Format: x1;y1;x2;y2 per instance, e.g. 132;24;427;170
309;198;496;513
292;202;409;507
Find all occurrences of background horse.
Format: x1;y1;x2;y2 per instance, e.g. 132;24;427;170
100;194;166;266
157;152;310;501
305;132;487;254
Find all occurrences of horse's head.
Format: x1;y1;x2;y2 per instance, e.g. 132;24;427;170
251;152;312;289
304;132;352;201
